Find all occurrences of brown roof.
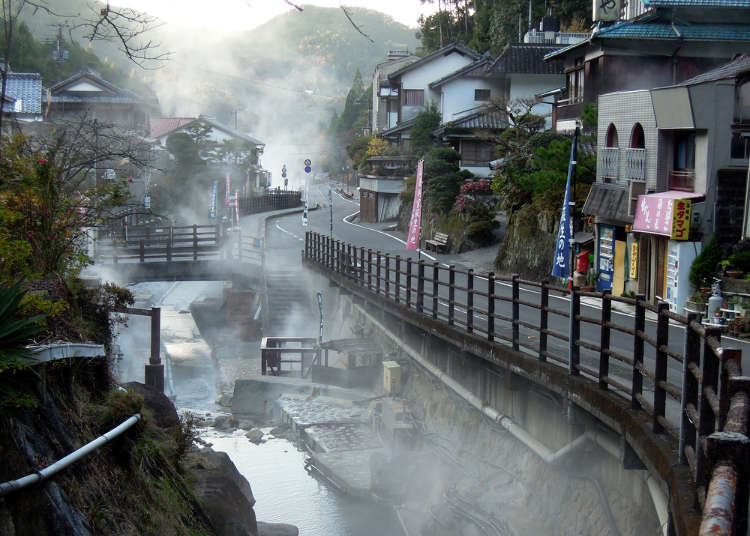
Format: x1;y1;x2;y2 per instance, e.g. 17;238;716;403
149;117;196;139
489;44;565;75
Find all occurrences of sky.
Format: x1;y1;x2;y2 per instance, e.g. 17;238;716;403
114;0;438;32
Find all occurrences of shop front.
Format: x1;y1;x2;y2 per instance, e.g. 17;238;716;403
631;191;703;311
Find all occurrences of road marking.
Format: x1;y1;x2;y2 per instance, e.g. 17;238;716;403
275;223;304;242
341;211;438;262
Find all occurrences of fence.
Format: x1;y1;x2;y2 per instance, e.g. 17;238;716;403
94;225;263;265
304;231;749;535
239;190;302;215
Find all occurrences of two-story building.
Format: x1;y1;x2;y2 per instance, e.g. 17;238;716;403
1;68;42;129
370;51;419;134
545;0;750;133
585;55;750;311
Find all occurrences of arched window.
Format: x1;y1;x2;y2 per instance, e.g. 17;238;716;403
631;123;645;148
606;124;618;148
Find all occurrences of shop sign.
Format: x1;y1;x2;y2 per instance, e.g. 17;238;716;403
629;243;639;279
670;199;691;241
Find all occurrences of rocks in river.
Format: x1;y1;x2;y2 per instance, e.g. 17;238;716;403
257;521;299;536
213;415;239;430
245;428;264;444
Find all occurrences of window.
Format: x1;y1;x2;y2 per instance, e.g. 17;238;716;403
606;124;618;148
630;123;645;149
674;131;695;170
735;81;750;123
402;89;424;106
566;57;585;104
731;131;750;159
474;89;490;101
461;141;493;165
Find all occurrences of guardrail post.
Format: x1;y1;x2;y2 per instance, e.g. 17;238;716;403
487;272;495;341
599;290;611;390
395;256;401;304
193;224;198;261
632;294;646;410
448;265;455;326
347;244;352;276
653;301;670;433
305;232;310;259
237;228;243;262
367;249;373;291
385;254;390;298
512;274;520;351
540;280;549;362
697;326;722;490
417;260;425;313
467;269;474;334
359;246;365;286
139;240;145;263
166;239;172;262
336;240;341;272
406;258;412;308
680;312;702;465
569;286;580;376
376;252;382;295
432;262;439;320
719;349;741;430
144;307;164;393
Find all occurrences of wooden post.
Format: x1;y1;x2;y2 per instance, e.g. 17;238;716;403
166;239;172;262
679;312;701;465
360;247;366;286
654;302;670;433
432;262;439;320
395;256;401;304
305;232;310;259
697;327;722;489
599;290;612;389
448;265;455;326
512;274;520;352
569;286;580;376
193;224;198;261
487;272;495;341
367;249;373;291
144;307;164;393
632;294;646;409
385;254;391;298
139;240;145;263
467;269;474;333
417;260;425;313
540;280;549;362
406;258;412;308
376;252;382;295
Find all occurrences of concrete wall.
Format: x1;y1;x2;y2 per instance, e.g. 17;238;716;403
509;73;564;129
440;77;498;121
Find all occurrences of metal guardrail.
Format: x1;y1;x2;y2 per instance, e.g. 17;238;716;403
260;337;319;377
303;231;750;536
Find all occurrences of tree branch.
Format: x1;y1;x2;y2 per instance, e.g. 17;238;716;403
340;5;374;43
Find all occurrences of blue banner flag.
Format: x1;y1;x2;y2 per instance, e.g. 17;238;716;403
208;181;218;219
551;129;578;278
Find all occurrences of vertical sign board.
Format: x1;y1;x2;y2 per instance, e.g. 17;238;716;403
208;181;218;219
670;199;691;240
593;0;621;21
225;173;231;206
406;160;424;250
302;201;309;226
234;189;240;227
629;242;639;279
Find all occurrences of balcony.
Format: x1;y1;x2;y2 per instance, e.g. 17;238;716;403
598;147;619;182
668;170;695;192
623;148;646;182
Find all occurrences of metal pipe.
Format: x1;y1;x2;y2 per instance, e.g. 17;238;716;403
699;462;737;536
0;413;141;496
647;474;670;536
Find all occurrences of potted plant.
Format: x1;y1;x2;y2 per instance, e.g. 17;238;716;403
686;293;707;313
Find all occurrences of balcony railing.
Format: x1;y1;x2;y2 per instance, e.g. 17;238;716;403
624;148;646;182
668;170;695;192
598;147;619;181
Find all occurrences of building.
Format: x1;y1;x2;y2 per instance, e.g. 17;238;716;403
1;69;42;128
358;155;412;222
545;0;750;132
370;51;419;134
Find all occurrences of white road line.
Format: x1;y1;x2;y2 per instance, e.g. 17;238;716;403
341;211;438;262
275;223;304;242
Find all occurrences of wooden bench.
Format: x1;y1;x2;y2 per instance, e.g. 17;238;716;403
425;232;450;252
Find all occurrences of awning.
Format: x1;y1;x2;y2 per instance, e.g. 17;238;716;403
632;190;704;240
582;183;631;223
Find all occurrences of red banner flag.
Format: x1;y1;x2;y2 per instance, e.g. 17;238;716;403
406;159;424;250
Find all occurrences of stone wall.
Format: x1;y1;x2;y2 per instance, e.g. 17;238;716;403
496;206;558;280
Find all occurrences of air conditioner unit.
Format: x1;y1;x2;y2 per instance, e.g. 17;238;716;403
628;179;646;217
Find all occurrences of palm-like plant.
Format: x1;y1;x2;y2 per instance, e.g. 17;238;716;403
0;279;45;368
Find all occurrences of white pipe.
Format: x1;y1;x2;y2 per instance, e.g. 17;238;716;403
26;343;106;364
0;413;141;496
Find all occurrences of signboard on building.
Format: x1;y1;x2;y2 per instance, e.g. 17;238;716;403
593;0;621;21
633;193;698;240
670;199;692;240
629;242;639;279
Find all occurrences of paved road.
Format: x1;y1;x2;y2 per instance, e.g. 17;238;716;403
266;182;749;423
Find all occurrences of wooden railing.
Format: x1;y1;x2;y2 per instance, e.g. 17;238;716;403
260;337;319;377
304;231;750;535
94;224;263;265
239;190;302;215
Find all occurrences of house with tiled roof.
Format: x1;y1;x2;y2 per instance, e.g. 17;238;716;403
47;68;158;135
1;71;42;125
545;0;750;132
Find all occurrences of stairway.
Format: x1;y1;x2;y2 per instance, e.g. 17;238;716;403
263;269;315;337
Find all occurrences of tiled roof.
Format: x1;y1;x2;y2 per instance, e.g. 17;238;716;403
379;117;417;137
490;43;565;74
429;56;493;89
678;54;750;84
2;72;42;114
644;0;750;6
545;21;750;60
150;117;197;139
388;42;482;80
434;107;508;136
49;68;152;105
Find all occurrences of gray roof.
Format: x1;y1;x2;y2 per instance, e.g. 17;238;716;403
677;54;750;85
490;44;565;75
434;107;509;136
380;117;417;137
388;42;482;80
2;72;42;114
198;116;265;146
49;69;155;106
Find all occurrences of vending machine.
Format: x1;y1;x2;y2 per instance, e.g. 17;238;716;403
665;240;702;313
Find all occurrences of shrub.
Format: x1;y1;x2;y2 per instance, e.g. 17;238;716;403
729;250;750;273
465;220;495;247
689;235;722;288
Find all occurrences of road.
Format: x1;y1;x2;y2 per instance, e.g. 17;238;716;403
266;181;749;423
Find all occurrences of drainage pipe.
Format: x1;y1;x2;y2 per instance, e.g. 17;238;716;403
0;413;141;496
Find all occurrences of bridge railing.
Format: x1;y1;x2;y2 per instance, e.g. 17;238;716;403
239;190;302;215
260;337;319;377
303;231;750;535
94;225;263;265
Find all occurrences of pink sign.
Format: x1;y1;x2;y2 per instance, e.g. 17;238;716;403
225;173;231;206
406;159;424;250
633;194;674;236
